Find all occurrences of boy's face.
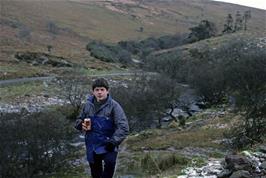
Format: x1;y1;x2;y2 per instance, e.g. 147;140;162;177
93;87;109;102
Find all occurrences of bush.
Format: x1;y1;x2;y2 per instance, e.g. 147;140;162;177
86;41;132;64
188;20;217;42
144;36;266;148
144;49;186;80
223;44;266;148
0;111;73;178
111;73;180;131
189;38;266;148
189;62;226;106
88;34;188;66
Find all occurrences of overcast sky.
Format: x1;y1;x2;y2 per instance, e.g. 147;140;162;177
213;0;266;10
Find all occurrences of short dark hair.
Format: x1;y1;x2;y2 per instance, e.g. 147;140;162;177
92;78;109;90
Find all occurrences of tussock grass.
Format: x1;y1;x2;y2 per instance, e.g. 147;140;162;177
127;127;225;151
116;151;189;177
141;152;189;174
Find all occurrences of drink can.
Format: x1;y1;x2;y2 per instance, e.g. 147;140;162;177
84;118;91;130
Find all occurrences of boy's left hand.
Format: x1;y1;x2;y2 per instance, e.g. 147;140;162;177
105;141;115;152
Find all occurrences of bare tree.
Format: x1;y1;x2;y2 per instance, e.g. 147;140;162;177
234;11;243;31
243;10;251;31
57;75;90;119
223;13;234;33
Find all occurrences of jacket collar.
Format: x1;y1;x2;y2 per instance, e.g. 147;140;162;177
87;94;112;111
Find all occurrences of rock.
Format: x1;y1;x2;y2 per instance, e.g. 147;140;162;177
225;154;253;171
253;152;266;161
217;169;232;178
40;55;49;64
258;146;266;154
201;160;223;175
242;151;262;173
177;175;187;178
189;103;201;113
168;120;179;128
260;161;266;170
241;151;252;157
182;167;197;176
43;94;49;98
229;170;251;178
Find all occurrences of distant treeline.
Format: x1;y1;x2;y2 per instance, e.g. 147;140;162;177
87;10;252;65
86;33;189;64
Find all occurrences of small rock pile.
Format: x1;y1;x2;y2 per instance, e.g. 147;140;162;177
177;158;223;178
177;146;266;178
218;146;266;178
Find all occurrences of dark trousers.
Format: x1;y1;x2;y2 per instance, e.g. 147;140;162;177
89;151;118;178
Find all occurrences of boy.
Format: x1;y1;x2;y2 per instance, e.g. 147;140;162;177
75;78;129;178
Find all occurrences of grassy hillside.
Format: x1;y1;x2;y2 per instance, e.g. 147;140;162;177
0;0;265;79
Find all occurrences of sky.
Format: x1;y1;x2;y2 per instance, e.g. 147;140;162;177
213;0;266;10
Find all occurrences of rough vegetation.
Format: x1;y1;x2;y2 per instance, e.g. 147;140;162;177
0;0;265;177
0;110;74;178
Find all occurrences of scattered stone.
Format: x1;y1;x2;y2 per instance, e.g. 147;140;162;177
0;96;68;113
217;169;232;178
260;161;266;170
179;159;223;178
258;146;266;154
179;150;266;178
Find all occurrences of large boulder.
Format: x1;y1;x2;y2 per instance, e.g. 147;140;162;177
260;161;266;174
258;146;266;154
217;169;232;178
225;154;253;172
229;170;251;178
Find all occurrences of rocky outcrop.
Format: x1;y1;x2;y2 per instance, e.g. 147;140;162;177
224;154;253;172
178;158;223;178
15;52;73;67
177;150;266;178
218;151;266;178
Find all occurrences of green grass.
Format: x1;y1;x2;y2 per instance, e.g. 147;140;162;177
127;127;225;151
0;64;46;80
116;151;189;177
0;81;55;103
116;109;234;176
208;151;225;158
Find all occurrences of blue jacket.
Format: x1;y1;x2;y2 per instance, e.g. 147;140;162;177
75;95;129;163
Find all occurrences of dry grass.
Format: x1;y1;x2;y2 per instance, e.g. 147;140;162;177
127;126;225;151
1;0;265;80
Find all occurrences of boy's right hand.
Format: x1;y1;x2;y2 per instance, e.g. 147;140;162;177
82;122;90;131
